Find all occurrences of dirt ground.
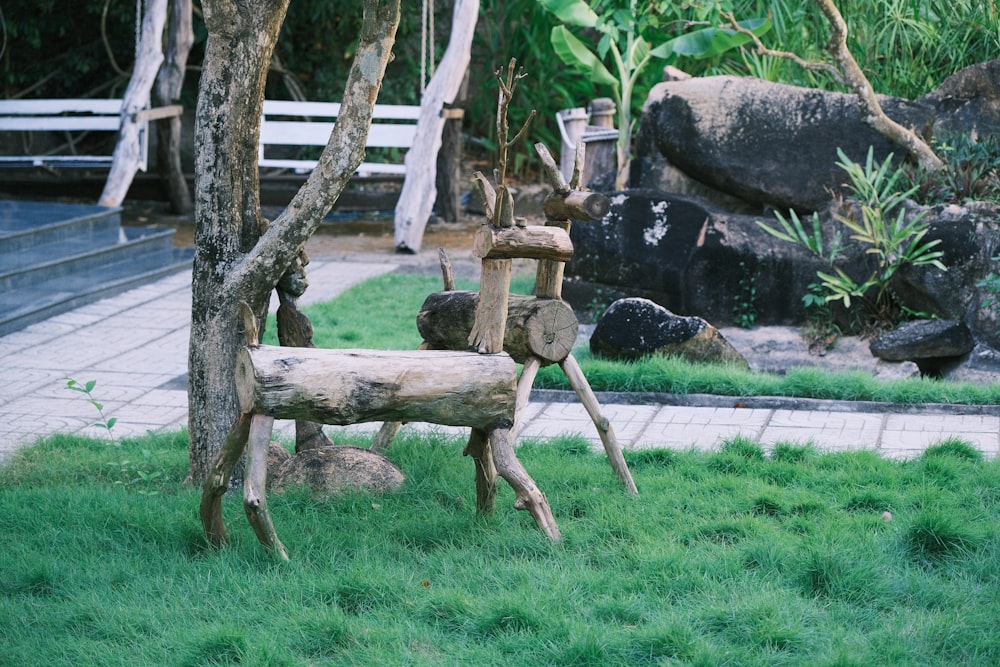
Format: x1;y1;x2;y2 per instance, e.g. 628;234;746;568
122;198;483;257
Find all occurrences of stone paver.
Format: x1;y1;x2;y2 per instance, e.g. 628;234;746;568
2;258;999;464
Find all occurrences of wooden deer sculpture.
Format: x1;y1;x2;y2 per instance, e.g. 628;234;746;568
199;240;562;558
374;141;638;498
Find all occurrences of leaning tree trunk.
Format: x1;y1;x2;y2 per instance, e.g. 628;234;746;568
99;0;169;207
393;0;478;253
154;0;194;214
188;0;401;485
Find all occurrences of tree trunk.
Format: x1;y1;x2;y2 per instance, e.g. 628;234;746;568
393;0;479;253
434;74;468;222
99;0;168;207
417;290;578;363
187;0;401;485
236;346;517;428
154;0;194;214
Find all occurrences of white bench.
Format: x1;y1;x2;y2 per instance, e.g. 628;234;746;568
258;100;421;176
0;99;182;171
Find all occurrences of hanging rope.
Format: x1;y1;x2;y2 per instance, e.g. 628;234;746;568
420;0;435;95
134;0;141;62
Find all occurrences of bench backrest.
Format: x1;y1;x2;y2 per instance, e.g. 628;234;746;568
0;99;127;169
259;100;420;176
0;99;124;131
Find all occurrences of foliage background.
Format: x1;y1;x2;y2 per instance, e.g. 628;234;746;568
1;0;997;176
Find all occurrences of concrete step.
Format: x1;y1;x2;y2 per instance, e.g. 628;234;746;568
0;226;183;292
0;200;122;254
0;245;193;336
0;199;192;336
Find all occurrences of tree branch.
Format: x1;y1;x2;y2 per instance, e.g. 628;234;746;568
813;0;942;171
721;11;844;84
226;0;402;298
722;4;943;171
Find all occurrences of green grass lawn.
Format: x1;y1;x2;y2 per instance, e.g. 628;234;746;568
5;271;999;665
2;430;999;665
266;272;1000;406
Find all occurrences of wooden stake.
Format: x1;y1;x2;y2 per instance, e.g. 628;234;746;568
200;411;253;547
464;428;497;514
560;354;638;496
243;414;288;560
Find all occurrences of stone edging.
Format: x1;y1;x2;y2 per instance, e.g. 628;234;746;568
529;389;1000;416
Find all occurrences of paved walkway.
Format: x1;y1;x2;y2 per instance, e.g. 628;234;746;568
2;258;999;465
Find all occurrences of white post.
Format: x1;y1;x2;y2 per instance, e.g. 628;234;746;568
555;107;588;182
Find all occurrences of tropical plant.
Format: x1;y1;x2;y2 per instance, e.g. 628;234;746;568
905;132;1000;205
538;0;769;189
757;147;947;333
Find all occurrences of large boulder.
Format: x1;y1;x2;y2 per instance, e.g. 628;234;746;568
634;62;1000;212
564;190;1000;345
565;189;847;325
590;297;747;366
271;446;405;497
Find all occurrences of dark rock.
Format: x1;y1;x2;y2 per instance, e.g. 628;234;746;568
565;189;1000;346
869;319;974;362
892;202;1000;348
922;60;1000;138
565;189;839;325
271;446;405;497
590;297;747;367
634;62;1000;212
634;74;931;211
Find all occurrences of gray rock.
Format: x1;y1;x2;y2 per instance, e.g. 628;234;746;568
634;61;1000;212
869;319;975;362
267;441;292;478
271;446;405;497
591;297;747;367
940;343;1000;384
719;326;921;381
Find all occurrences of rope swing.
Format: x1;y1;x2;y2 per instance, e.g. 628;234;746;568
420;0;435;95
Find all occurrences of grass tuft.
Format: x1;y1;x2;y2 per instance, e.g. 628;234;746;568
904;510;984;564
921;437;984;463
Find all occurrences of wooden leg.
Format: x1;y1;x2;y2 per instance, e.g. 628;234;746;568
295;419;333;452
200;411;253;547
511;355;542;440
464;428;497;514
490;427;562;541
560;353;639;496
370;421;402;454
243;414;289;560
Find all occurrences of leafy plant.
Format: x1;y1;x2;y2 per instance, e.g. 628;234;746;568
63;376;163;492
978;254;1000;310
906;132;1000;205
757;147;947;333
538;0;769;189
801;282;842;354
64;377;117;440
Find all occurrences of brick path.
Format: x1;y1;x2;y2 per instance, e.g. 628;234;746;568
3;259;997;464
